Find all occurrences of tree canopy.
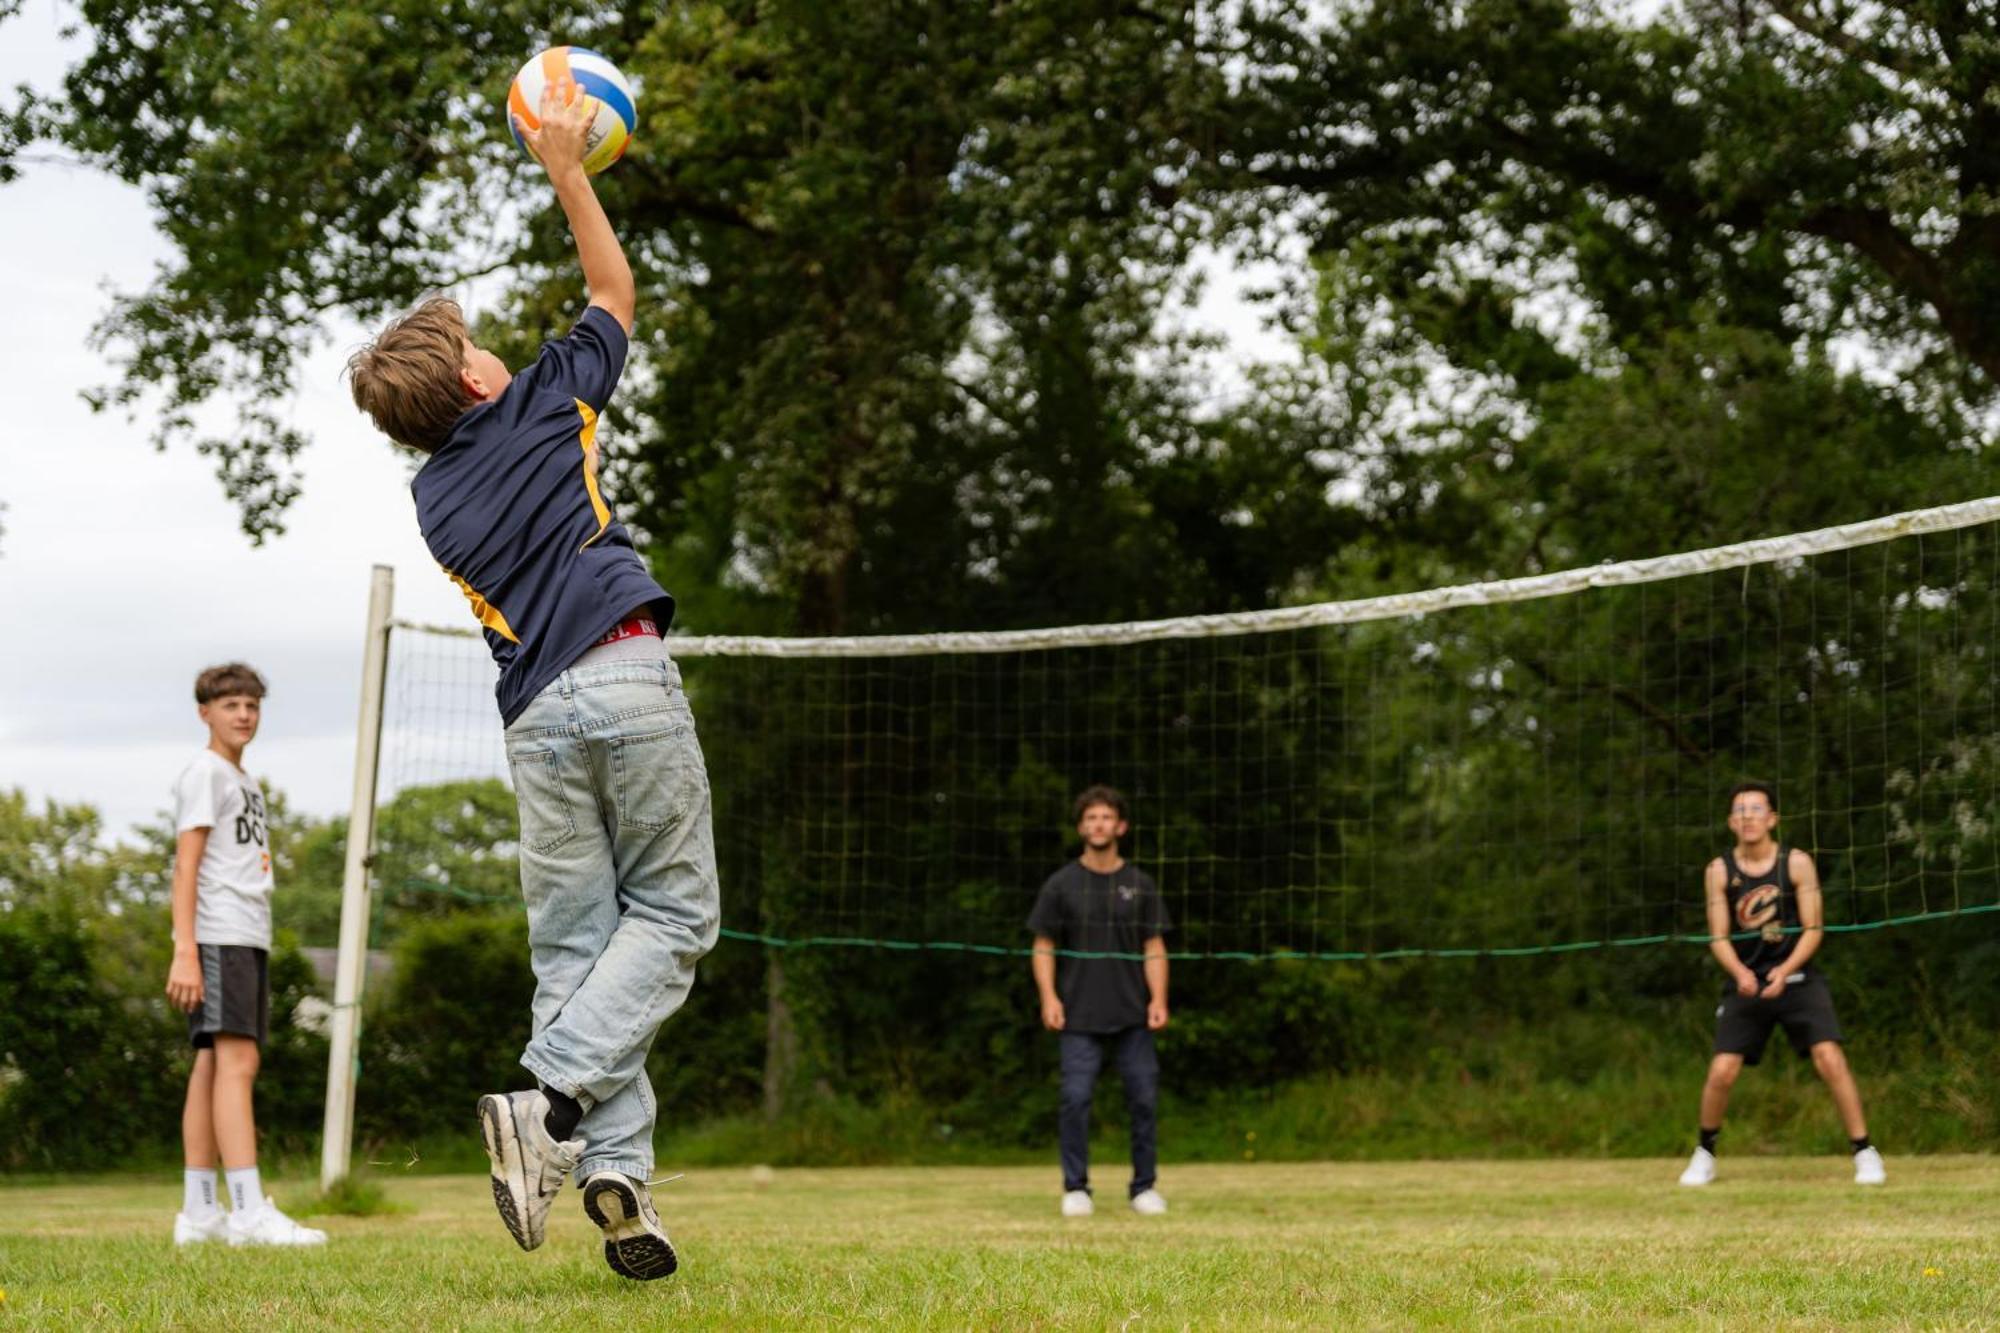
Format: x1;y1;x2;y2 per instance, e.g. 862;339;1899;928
4;2;1991;606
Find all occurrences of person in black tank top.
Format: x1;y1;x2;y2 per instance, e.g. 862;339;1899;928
1677;782;1885;1188
1720;840;1805;981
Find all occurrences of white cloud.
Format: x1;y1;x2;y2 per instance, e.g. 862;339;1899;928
0;11;474;835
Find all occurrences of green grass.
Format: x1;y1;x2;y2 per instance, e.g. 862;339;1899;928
1;1158;1995;1328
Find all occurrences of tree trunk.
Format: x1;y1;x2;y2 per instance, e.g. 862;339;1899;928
762;950;798;1122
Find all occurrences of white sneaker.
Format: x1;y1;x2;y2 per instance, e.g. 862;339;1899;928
582;1172;678;1281
1060;1189;1093;1217
1129;1188;1168;1215
173;1210;228;1245
226;1197;327;1247
1854;1146;1886;1185
1678;1147;1717;1187
478;1089;585;1251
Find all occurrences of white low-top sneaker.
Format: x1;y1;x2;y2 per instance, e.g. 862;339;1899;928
173;1210;228;1246
1130;1188;1168;1215
582;1172;679;1281
226;1197;327;1247
1060;1189;1093;1217
1854;1146;1886;1185
478;1089;585;1251
1678;1147;1717;1187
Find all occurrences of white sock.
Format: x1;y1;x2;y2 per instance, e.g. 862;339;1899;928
183;1168;221;1217
225;1165;262;1213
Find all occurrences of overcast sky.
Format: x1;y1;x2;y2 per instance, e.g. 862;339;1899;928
0;3;1294;839
1;7;525;836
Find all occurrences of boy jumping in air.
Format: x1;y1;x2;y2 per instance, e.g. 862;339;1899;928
168;662;326;1248
347;79;719;1281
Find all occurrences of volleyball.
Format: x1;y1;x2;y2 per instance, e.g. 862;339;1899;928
508;46;637;176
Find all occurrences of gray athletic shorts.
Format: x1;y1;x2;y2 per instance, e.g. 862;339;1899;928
188;944;270;1048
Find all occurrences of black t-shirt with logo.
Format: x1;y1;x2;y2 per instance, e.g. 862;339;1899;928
1722;844;1805;979
1027;861;1172;1034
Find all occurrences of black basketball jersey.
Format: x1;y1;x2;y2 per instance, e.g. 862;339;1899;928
1722;844;1801;977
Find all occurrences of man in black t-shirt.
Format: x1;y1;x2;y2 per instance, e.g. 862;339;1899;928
1678;781;1884;1188
1028;785;1171;1218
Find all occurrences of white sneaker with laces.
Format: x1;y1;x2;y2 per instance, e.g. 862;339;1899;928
226;1197;327;1247
1129;1188;1168;1215
1678;1147;1717;1187
173;1210;228;1246
478;1089;585;1251
582;1172;679;1281
1854;1146;1886;1185
1060;1189;1093;1217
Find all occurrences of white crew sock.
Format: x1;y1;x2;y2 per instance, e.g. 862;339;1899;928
225;1165;263;1213
183;1168;221;1217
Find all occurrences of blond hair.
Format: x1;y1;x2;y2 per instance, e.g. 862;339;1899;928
346;297;474;453
194;662;267;704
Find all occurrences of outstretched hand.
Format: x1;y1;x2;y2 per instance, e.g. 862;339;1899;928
515;79;596;176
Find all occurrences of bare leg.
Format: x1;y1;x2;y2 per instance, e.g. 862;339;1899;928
1810;1041;1868;1140
1699;1053;1744;1132
211;1034;261;1170
182;1048;220;1168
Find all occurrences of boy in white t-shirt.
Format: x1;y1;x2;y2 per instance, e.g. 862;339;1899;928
166;663;325;1248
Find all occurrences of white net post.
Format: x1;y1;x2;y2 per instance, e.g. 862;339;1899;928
320;564;395;1191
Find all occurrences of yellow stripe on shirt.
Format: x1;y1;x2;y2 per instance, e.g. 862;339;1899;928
576;399;612;551
446;569;520;643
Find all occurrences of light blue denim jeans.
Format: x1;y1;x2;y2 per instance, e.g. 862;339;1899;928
503;654;720;1183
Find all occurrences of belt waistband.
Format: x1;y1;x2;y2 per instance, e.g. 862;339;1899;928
594;616;661;647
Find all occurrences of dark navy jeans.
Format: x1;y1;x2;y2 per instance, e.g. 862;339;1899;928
1058;1026;1158;1196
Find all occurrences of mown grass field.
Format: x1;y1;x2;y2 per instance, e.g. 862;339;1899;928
1;1157;1995;1328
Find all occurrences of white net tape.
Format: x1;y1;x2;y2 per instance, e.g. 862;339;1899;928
394;496;2000;654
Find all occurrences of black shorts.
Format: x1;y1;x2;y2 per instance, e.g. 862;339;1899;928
1712;972;1843;1067
188;944;270;1048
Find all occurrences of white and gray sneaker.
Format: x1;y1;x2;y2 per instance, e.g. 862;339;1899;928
478;1089;585;1251
1854;1146;1887;1185
173;1210;228;1246
1130;1188;1168;1215
226;1197;328;1247
582;1171;679;1281
1678;1147;1717;1187
1060;1189;1093;1217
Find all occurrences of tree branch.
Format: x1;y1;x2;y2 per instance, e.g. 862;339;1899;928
1519;655;1712;765
1761;1;1933;84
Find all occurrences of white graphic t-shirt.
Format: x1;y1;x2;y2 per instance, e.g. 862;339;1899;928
173;749;274;950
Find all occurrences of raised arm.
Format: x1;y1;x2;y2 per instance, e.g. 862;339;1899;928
517;80;637;333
